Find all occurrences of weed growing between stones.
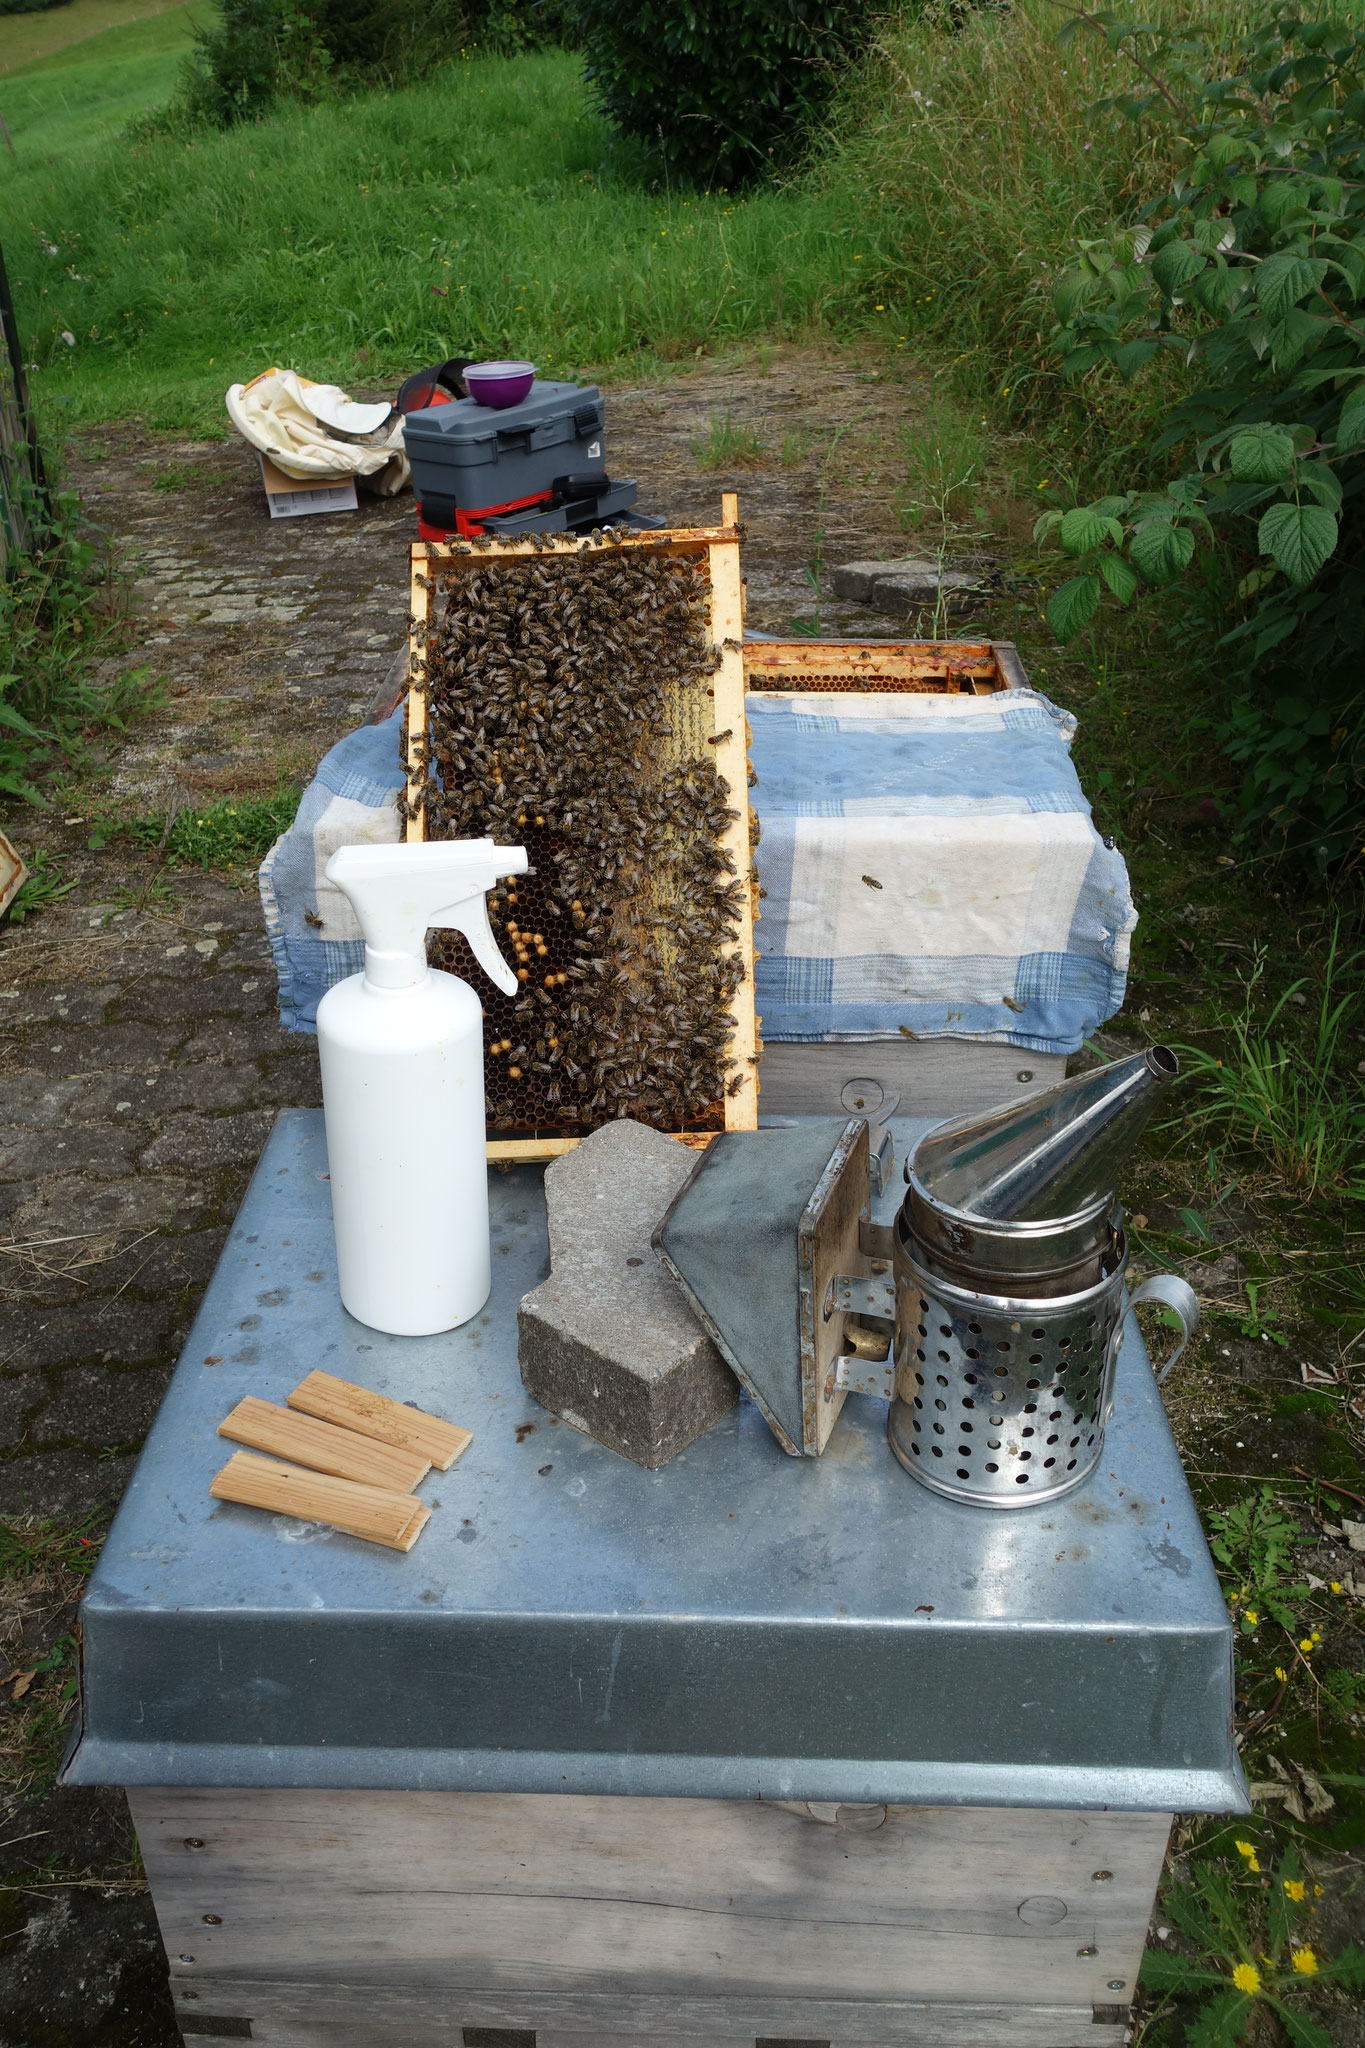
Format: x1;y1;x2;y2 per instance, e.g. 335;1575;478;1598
691;411;770;472
4;849;78;925
81;790;304;875
0;482;157;807
0;1513;102;1803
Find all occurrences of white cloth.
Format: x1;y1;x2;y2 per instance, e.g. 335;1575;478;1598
226;368;409;495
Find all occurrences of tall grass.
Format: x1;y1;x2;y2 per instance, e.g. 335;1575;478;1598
0;3;1251;446
815;0;1254;479
1177;931;1365;1200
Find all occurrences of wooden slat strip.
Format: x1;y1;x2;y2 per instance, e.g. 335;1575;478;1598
209;1453;431;1552
706;514;758;1134
165;1983;1125;2048
487;1130;712;1162
286;1371;472;1471
406;550;429;841
217;1397;431;1493
990;639;1031;691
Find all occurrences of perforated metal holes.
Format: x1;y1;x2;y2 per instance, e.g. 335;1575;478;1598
890;1263;1124;1507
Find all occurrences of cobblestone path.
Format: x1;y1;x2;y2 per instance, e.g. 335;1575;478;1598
0;346;948;2041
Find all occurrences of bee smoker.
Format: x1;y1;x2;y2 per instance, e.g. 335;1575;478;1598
656;1046;1198;1503
888;1047;1198;1507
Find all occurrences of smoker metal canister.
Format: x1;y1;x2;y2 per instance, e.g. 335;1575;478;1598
890;1208;1127;1507
889;1215;1197;1509
887;1046;1197;1508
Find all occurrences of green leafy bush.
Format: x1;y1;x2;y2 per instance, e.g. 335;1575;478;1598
574;0;868;186
179;0;335;124
1036;9;1365;867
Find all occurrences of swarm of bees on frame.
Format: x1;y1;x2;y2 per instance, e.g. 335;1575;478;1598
404;532;746;1136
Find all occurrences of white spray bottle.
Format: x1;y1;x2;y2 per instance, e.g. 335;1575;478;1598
317;838;528;1337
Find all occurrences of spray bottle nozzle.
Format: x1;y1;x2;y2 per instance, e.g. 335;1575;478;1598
325;840;529;993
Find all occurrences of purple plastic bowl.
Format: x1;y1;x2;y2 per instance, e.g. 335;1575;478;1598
465;360;536;409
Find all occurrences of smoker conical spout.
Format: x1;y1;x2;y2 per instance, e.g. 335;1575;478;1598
912;1046;1180;1224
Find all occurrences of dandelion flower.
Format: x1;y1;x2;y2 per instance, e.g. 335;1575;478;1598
1331;1581;1342;1594
1299;1638;1315;1654
1233;1963;1262;1994
1292;1948;1318;1976
1245;1609;1259;1626
1283;1879;1306;1902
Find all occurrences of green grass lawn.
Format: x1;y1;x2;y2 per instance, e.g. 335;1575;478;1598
0;0;195;75
0;0;203;172
0;43;887;433
0;0;1172;445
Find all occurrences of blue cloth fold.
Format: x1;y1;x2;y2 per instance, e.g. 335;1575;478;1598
259;686;1134;1055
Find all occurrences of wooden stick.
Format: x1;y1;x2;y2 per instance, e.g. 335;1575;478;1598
217;1396;431;1493
286;1371;473;1471
406;547;428;840
707;500;758;1135
209;1453;432;1552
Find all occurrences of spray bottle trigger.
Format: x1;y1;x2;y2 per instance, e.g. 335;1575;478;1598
431;891;519;997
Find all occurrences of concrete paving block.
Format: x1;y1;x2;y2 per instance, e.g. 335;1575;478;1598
830;556;984;614
518;1119;737;1468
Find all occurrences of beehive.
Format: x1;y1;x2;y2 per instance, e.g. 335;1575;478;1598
743;637;1026;694
406;507;757;1164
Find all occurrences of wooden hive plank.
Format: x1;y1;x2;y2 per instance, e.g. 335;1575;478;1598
132;1786;1166;2016
405;502;757;1163
286;1370;473;1471
208;1453;432;1553
217;1397;431;1494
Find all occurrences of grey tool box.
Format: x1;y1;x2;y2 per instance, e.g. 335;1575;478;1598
404;378;629;521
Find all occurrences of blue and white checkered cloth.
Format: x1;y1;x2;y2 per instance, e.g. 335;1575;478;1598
747;689;1134;1056
260;686;1133;1054
258;708;405;1033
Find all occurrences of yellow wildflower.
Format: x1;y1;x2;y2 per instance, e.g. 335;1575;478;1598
1235;1840;1262;1872
1292;1948;1318;1976
1245;1609;1259;1626
1311;1631;1321;1643
1283;1879;1306;1902
1275;1666;1287;1681
1331;1581;1342;1594
1233;1963;1262;1995
1299;1638;1315;1653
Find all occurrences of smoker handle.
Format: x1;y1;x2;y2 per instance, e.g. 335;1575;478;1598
1108;1273;1201;1388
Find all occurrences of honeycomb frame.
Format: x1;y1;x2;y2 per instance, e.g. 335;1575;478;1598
742;638;1025;695
406;506;758;1164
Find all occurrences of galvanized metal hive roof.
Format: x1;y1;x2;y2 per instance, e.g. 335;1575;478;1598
64;1109;1246;1813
